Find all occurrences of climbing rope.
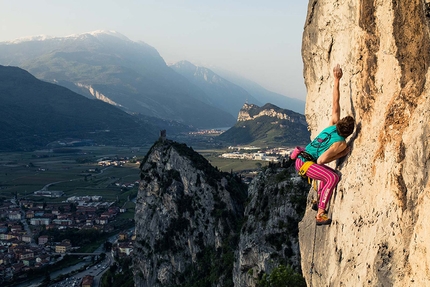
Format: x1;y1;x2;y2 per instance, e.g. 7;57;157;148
308;194;321;286
309;182;338;286
309;217;324;286
309;182;318;287
309;220;317;287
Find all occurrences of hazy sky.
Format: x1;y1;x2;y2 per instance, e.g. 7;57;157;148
0;0;308;100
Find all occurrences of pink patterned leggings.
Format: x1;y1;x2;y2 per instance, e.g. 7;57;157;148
295;158;340;210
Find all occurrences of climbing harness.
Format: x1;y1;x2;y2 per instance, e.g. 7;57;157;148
298;160;314;177
298;150;315;162
298;160;318;190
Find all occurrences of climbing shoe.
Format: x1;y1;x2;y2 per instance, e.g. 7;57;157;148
316;213;332;226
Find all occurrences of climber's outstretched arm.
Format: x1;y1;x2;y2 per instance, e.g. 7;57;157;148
329;64;343;126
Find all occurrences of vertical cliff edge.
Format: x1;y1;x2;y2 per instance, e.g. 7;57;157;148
299;1;430;286
133;138;248;287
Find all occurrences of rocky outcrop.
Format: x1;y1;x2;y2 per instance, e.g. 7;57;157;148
233;161;309;286
237;103;307;125
75;83;122;107
218;102;310;146
299;1;430;286
133;138;248;287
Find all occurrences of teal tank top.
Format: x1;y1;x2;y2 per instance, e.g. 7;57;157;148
304;125;345;160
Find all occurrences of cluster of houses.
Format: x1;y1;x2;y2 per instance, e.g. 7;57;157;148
0;235;53;282
97;158;127;167
220;146;294;162
188;129;225;135
111;230;134;258
0;197;125;284
33;190;64;198
23;198;119;228
220;152;279;162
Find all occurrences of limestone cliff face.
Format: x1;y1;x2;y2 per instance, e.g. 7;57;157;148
133;139;247;287
300;1;430;286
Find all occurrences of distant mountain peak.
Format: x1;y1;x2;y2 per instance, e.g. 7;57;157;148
171;60;220;83
87;30;123;37
170;60;198;73
3;30;131;45
66;30;132;42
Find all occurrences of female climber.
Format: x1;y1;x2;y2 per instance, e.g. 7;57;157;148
290;64;355;225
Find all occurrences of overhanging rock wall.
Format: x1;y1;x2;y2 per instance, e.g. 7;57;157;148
299;1;430;286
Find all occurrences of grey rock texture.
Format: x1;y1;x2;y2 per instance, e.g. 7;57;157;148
299;1;430;286
133;139;248;287
232;162;309;286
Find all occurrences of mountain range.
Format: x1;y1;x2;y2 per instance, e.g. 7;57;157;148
0;31;235;128
0;30;308;151
0;65;163;151
0;31;305;128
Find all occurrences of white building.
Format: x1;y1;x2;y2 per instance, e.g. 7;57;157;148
30;218;51;226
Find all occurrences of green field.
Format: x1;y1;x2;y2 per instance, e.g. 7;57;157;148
0;145;149;201
0;144;263;203
197;149;268;172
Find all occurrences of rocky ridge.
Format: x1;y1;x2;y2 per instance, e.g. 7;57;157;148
218;103;310;146
133;137;248;287
237;103;307;125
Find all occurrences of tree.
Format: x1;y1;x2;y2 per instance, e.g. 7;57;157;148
258;265;306;287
